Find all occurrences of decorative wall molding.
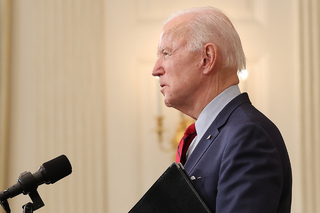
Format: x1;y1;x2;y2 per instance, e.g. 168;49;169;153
136;0;267;24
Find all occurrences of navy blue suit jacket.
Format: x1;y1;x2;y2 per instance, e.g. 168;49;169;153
184;93;292;213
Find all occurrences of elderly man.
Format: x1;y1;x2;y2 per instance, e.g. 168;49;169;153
152;7;292;213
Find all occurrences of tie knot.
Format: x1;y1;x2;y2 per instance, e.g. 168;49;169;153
184;123;196;137
176;123;197;165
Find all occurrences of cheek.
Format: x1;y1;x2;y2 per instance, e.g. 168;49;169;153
165;57;198;88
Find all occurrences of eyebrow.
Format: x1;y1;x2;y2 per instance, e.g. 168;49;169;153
157;46;169;55
160;47;169;53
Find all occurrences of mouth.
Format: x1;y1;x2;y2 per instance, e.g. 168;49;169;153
160;84;167;93
160;84;168;90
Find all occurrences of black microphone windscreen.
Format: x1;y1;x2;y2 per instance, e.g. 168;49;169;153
42;155;72;183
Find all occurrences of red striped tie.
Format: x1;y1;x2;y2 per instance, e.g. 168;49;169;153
175;123;197;165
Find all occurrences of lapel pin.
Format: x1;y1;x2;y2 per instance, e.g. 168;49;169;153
190;176;201;180
207;135;212;140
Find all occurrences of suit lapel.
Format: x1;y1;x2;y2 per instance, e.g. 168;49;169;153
184;93;251;173
184;123;219;172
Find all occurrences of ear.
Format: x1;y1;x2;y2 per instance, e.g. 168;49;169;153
201;43;217;75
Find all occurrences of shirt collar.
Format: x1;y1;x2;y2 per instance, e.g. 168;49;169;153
195;85;241;141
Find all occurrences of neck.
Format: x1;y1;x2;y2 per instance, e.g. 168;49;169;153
178;72;239;120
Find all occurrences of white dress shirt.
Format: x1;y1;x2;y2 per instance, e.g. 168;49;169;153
186;85;241;159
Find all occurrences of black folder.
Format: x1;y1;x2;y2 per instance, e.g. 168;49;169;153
129;162;212;213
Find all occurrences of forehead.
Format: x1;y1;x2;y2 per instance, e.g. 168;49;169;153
159;30;181;47
158;16;190;50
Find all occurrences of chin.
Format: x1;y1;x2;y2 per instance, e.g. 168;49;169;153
164;101;172;108
163;98;173;108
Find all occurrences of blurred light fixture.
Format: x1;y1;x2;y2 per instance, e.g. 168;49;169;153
238;69;248;80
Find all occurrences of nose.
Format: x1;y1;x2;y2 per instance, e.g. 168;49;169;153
152;58;164;77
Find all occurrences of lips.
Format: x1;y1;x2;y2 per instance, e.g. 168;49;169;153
160;84;167;94
160;83;168;92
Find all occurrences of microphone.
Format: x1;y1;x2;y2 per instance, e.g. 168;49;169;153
0;155;72;202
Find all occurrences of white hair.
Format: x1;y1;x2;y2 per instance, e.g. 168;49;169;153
165;7;246;71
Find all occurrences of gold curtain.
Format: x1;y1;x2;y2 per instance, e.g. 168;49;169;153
0;0;12;212
298;0;320;212
1;0;107;212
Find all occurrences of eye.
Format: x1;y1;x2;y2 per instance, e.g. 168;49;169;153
162;50;170;58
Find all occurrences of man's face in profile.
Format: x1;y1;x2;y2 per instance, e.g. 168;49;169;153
152;17;203;111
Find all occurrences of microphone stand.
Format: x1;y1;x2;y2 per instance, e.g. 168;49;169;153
0;199;10;213
22;189;45;213
1;154;71;213
1;189;44;213
22;203;33;213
